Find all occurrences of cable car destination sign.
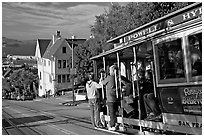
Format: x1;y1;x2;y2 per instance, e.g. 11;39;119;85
123;5;202;43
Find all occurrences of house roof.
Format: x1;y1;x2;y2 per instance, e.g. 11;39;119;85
43;38;66;59
37;39;51;57
43;38;86;60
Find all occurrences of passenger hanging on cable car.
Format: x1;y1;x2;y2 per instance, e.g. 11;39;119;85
120;76;136;118
86;72;104;128
98;69;107;121
143;70;162;121
137;69;148;120
134;61;161;120
100;65;119;131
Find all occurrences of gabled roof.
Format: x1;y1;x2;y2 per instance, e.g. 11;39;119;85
37;39;51;57
43;38;86;60
43;38;66;59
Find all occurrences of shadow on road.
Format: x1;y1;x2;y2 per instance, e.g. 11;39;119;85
3;115;54;127
61;100;88;106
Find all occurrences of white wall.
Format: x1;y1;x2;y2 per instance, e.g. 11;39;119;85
38;58;44;96
38;58;55;96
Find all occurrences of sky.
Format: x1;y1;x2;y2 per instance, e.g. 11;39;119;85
2;1;127;40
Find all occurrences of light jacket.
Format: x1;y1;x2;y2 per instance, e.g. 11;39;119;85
86;80;102;99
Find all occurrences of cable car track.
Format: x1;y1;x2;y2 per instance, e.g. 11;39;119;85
2;125;10;135
2;101;125;135
2;109;44;135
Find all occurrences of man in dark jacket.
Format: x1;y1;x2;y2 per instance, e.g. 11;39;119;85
101;65;118;131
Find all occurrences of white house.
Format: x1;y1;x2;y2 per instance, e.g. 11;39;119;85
35;31;85;96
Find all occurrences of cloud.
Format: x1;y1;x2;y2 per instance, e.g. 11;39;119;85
2;2;109;40
3;2;108;18
3;2;65;19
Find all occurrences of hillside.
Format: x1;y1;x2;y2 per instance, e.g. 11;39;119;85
2;37;37;57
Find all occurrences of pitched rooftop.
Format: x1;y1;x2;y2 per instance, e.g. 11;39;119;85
38;39;51;57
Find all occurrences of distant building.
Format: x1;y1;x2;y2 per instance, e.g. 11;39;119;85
35;31;86;97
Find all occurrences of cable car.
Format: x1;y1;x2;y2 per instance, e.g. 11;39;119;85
90;3;202;135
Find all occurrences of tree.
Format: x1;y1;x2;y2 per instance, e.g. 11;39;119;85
74;37;103;84
8;67;39;94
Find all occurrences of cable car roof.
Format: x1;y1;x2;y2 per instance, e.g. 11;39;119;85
91;40;151;60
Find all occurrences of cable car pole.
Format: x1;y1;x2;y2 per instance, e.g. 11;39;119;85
133;46;143;133
116;52;125;131
102;51;106;99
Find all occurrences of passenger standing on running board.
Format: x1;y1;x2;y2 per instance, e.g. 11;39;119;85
100;65;118;131
86;72;103;128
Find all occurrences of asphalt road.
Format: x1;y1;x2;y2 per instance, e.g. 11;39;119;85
2;97;122;135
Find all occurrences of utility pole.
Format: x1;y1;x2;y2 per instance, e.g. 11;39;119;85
71;35;75;105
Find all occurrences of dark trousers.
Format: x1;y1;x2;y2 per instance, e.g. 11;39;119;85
89;98;101;127
143;93;160;116
107;102;117;127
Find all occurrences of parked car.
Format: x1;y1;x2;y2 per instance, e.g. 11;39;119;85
21;92;33;101
10;92;18;100
74;88;87;101
16;92;33;101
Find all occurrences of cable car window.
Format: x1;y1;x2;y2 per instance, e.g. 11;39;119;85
156;38;184;80
188;33;202;77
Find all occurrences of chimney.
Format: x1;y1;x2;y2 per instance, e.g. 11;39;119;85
53;30;61;44
57;30;61;37
71;35;76;39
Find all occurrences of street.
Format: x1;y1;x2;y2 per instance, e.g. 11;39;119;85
2;96;121;135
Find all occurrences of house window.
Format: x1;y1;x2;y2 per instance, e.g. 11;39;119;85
58;75;61;83
48;60;50;66
63;60;66;68
62;47;66;53
58;60;62;68
62;75;66;83
44;60;46;66
67;74;70;82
